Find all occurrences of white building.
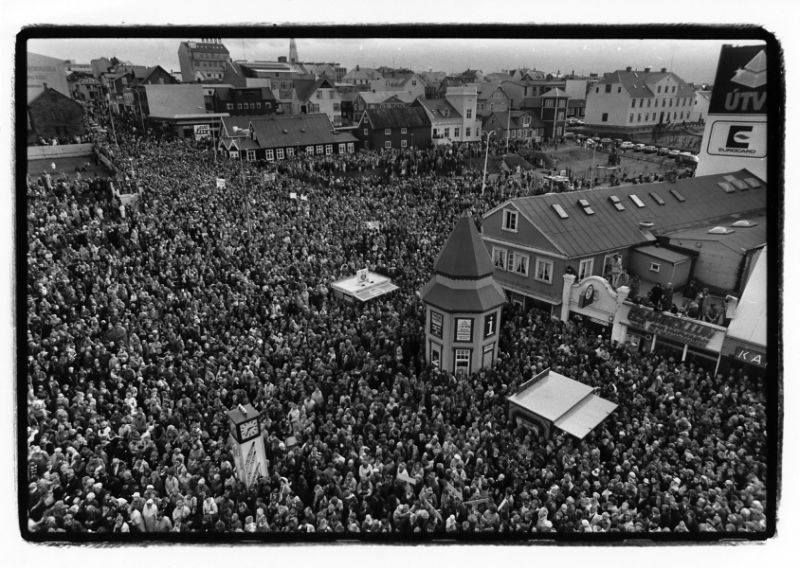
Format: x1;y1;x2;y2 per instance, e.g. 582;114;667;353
444;85;480;142
584;67;695;128
691;90;712;123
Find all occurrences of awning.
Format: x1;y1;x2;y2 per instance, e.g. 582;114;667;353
553;394;618;439
507;369;618;439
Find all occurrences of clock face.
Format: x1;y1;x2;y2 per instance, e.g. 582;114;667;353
239;418;259;440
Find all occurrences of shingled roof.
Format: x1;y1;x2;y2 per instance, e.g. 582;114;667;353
249;113;357;149
434;216;496;279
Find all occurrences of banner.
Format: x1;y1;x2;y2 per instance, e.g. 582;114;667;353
194;124;211;141
216;178;226;189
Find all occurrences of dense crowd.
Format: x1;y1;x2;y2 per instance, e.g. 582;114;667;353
25;117;768;536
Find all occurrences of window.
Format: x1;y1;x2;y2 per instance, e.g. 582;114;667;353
510;252;529;276
629;194;646;208
237;103;242;110
618;86;622;93
246;150;256;161
363;128;368;135
647;98;652;107
502;209;518;232
629;113;634;123
631;99;636;108
578;258;594;281
338;143;347;154
306;145;314;154
595;87;599;93
466;127;471;137
601;113;608;122
384;141;391;149
401;128;407;134
226;103;233;110
401;139;407;148
265;149;274;161
492;247;507;269
522;115;531;127
333;103;341;111
347;142;355;153
276;148;284;160
637;113;641;123
454;127;460;137
256;102;261;109
454;349;471;375
649;262;661;273
466;108;472;119
535;258;553;284
384;128;391;135
605;84;612;93
649;192;666;205
316;145;324;155
657;85;662;93
286;147;295;158
444;127;450;138
645;113;649;122
324;144;333;156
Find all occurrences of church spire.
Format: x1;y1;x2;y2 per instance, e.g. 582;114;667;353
289;38;299;64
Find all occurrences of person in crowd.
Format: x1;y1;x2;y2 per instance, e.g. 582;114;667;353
24;107;767;535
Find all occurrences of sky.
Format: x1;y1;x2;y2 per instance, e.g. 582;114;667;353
25;36;766;85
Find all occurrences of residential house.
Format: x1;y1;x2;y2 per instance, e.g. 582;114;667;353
691;90;712;123
414;98;463;145
28;87;86;141
355;107;431;150
564;79;589;118
444;85;480;142
584;67;695;128
539;87;569;140
481;111;545;147
510;68;547;81
222;60;308;114
178;39;230;83
419;71;447;98
380;71;426;100
218;113;359;162
342;66;384;89
476;83;511;117
294;77;343;127
144;84;229;139
67;70;103;103
480;169;766;316
352;91;417;116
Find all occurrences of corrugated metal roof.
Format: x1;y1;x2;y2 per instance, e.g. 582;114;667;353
249;113;357;149
144;84;208;118
665;213;768;253
596;70;694;99
634;245;692;264
495;170;766;258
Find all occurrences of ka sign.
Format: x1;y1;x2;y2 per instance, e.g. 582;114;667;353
734;346;766;368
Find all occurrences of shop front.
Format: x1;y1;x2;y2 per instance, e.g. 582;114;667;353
617;303;727;372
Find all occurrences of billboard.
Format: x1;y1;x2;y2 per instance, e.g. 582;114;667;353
696;44;768;180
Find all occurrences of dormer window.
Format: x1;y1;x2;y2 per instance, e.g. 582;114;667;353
503;209;518;232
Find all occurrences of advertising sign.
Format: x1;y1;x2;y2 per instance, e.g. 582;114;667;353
708;46;767;115
455;318;473;342
484;312;497;338
733;346;767;368
430;311;443;339
706;120;767;158
627;306;716;348
194;124;211;141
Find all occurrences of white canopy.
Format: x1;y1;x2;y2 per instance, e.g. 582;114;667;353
726;246;767;349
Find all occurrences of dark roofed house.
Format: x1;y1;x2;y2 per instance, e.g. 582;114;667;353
482;111;546;145
28;87;86;142
219;113;359;162
356;106;431;150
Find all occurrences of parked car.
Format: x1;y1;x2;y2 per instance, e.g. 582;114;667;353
619;141;635;150
668;148;682;158
678;152;699;164
657;146;670;155
642;145;657;153
633;143;646;152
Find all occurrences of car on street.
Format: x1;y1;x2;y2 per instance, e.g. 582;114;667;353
619;141;635;150
633;143;646;152
668;148;682;158
642;145;657;153
678;152;699;164
657;146;670;155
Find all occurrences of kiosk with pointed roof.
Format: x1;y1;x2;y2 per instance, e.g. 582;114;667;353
421;215;506;375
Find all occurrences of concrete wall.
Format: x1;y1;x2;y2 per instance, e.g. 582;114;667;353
28;143;94;160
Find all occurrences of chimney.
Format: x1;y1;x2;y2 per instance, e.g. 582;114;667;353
626;66;632;72
278;56;287;63
356;65;360;71
661;67;667;73
644;67;651;73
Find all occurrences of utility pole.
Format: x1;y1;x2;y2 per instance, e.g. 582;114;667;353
481;130;495;195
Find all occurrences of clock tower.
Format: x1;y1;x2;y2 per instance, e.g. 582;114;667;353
226;403;268;489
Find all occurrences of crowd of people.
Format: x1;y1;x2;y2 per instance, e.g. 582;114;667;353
25;114;768;536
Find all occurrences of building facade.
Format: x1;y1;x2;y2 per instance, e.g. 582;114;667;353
178;39;231;83
355;107;432;150
584;67;695;128
27;52;70;102
28;88;86;141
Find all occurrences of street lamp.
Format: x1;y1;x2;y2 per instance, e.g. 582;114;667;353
481;130;495;195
